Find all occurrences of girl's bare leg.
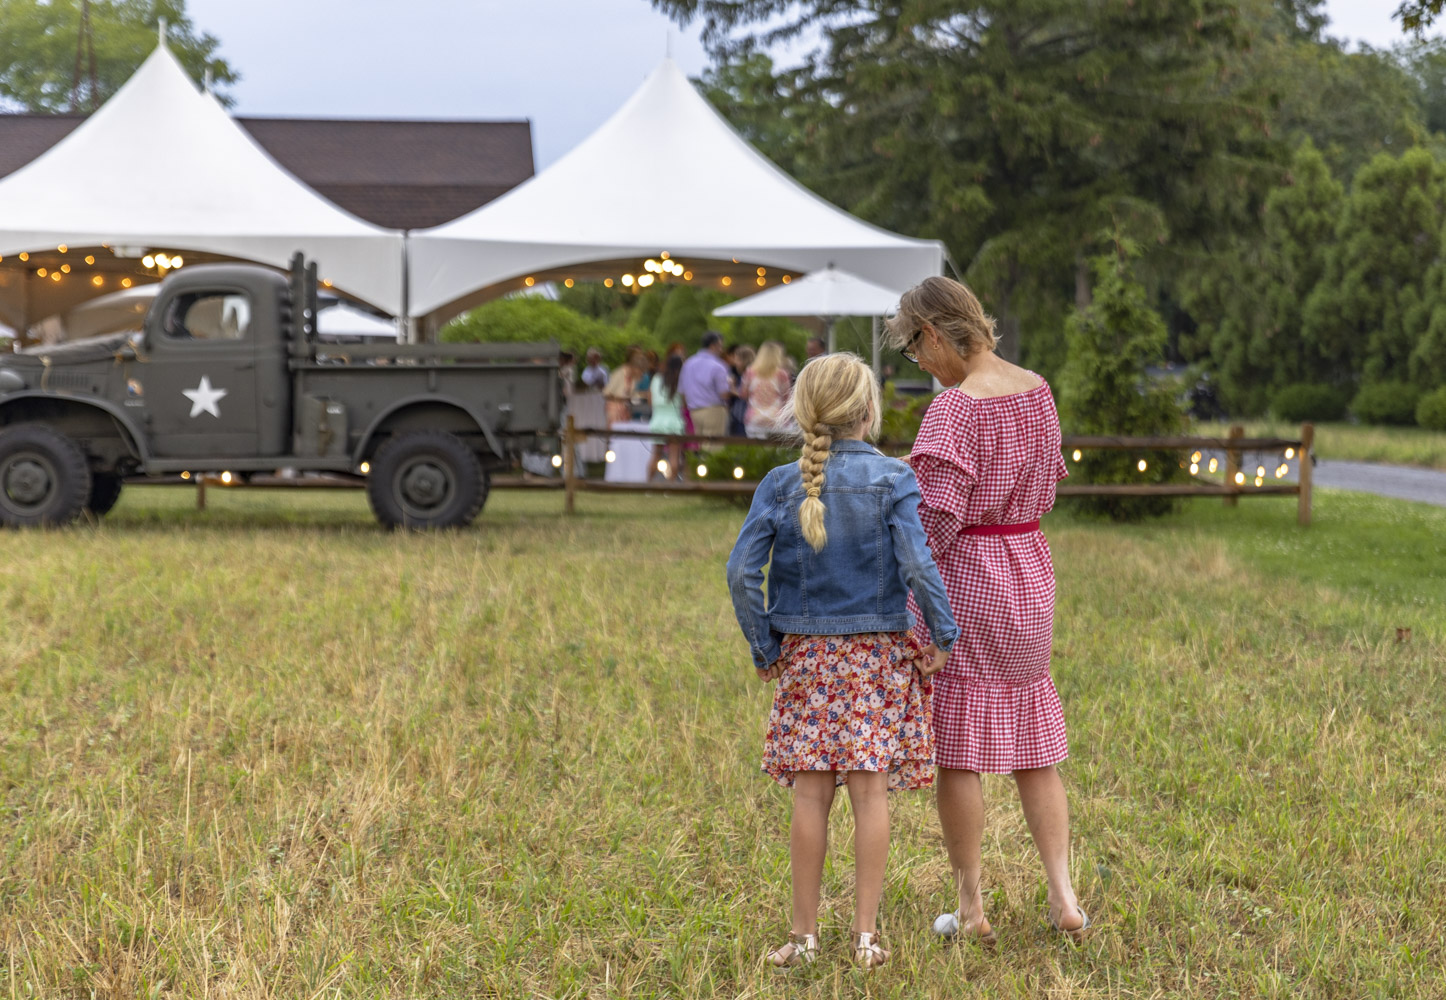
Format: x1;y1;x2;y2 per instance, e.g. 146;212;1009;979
936;767;989;931
789;772;836;935
845;770;889;934
1014;765;1083;930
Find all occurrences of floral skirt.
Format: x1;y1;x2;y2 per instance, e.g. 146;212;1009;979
761;631;935;790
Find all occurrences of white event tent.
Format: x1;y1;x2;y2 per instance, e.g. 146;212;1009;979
408;59;944;334
0;40;404;330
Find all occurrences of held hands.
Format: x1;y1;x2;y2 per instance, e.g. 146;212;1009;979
756;660;784;683
916;644;949;678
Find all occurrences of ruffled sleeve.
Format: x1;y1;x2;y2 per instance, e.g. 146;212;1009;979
908;389;979;555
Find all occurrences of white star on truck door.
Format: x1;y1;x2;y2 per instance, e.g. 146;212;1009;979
183;376;228;419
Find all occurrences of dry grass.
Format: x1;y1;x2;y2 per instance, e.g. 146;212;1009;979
1;485;1443;998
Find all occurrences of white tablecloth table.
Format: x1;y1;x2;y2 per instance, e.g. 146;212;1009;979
604;421;655;483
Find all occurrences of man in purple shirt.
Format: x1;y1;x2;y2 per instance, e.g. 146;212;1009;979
679;331;734;438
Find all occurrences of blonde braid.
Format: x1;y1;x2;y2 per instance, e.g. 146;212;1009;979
798;426;832;552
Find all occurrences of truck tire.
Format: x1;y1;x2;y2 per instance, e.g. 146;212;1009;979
87;473;125;517
366;430;488;529
0;424;94;528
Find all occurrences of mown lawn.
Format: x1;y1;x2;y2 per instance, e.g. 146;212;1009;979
1196;419;1446;471
1;485;1443;998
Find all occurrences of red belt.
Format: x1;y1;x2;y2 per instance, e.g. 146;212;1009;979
958;520;1040;536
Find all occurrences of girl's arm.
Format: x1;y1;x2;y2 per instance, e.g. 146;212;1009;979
725;473;782;669
889;469;960;652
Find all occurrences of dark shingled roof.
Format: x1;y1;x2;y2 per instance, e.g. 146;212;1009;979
0;114;534;230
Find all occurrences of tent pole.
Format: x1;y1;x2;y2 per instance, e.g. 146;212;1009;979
400;230;412;344
871;316;881;378
825;316;836;354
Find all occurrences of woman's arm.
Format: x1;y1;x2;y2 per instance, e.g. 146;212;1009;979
909;391;978;554
725;474;782;669
889;470;960;652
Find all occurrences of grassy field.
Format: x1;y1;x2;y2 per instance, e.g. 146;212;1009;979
1195;419;1446;471
2;485;1444;998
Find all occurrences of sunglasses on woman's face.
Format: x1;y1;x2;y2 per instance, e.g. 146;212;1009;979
901;327;924;364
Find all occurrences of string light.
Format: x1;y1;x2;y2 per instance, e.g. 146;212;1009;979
756;276;766;286
1254;475;1264;487
657;460;670;476
683;271;693;281
18;252;28;262
782;275;792;284
660;251;670;260
50;272;60;282
1234;471;1245;485
524;276;535;287
85;255;95;265
1137;459;1148;472
121;278;133;288
220;471;233;485
621;274;635;287
1276;464;1288;478
1208;457;1219;473
1071;449;1082;462
156;254;171;268
604;450;616;463
756;267;766;276
172;256;183;268
91;275;103;287
604;278;614;288
60;264;70;273
142;255;155;268
1189;462;1199;475
638;274;655;288
1285;447;1295;459
1256;465;1265;478
733;466;744;479
697;464;708;477
37;268;46;277
180;471;191;480
564;278;575;288
721;276;732;287
1191;451;1202;463
360;462;371;474
551;454;563;468
57;244;67;253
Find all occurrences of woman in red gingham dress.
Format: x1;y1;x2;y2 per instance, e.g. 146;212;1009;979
890;276;1090;944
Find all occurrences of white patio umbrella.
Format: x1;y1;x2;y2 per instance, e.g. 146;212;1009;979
712;266;904;372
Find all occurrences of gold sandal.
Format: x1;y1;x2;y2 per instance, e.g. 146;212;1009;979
852;931;889;971
765;931;818;968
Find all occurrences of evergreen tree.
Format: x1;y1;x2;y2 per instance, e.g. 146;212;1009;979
1058;245;1188;521
652;283;710;346
1302;147;1446;385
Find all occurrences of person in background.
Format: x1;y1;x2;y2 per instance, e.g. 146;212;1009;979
648;354;687;481
581;348;609;391
806;337;827;361
679;331;734;438
558;350;577;399
604;349;645;426
743;341;795;438
633;350;660;421
729;344;756;436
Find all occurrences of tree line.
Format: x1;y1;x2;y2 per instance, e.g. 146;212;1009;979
653;0;1446;426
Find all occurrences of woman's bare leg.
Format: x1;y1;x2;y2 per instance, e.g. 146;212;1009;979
1014;765;1083;930
789;772;836;935
845;770;889;934
935;767;989;931
667;441;684;481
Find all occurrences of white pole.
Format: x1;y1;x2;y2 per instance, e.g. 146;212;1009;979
400;231;413;343
826;316;836;354
871;316;881;377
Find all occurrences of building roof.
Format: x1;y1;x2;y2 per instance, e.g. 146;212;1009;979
0;113;533;230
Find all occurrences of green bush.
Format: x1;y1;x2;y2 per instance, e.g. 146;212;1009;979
1351;381;1422;426
1057;251;1188;521
879;382;935;445
440;297;657;368
1417;386;1446;430
1271;383;1349;423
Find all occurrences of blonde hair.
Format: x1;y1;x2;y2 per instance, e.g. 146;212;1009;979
786;353;882;552
885;276;997;357
749;340;787;380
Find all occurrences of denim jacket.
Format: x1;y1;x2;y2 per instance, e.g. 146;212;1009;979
726;440;960;669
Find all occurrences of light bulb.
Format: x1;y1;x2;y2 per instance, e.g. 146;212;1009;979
524;276;535;287
18;252;28;261
551;454;563;468
1191;451;1202;463
1137;459;1148;472
622;274;635;287
121;278;133;288
658;460;669;475
60;264;70;273
696;464;708;477
1285;447;1295;459
721;276;732;287
57;244;67;253
37;268;46;277
85;255;95;265
1208;458;1218;473
639;274;655;287
782;275;791;283
660;251;670;260
604;278;614;288
1234;471;1245;485
360;462;370;474
180;471;191;480
1254;476;1264;487
171;256;183;268
156;254;171;268
1189;463;1199;475
733;466;744;479
1256;465;1265;477
142;255;155;268
683;271;693;281
221;471;233;484
756;267;766;276
1071;449;1082;462
91;275;104;287
756;277;766;286
605;450;616;463
564;278;575;288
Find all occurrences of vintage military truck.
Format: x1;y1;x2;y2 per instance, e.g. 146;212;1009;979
0;255;559;528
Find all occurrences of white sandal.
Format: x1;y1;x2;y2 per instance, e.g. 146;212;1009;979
852;931;889;971
765;931;818;968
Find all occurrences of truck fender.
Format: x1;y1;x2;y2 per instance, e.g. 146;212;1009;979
0;391;150;465
352;394;504;465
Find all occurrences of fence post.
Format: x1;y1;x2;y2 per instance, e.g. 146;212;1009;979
563;415;577;515
1297;423;1314;527
1223;424;1243;508
196;476;207;512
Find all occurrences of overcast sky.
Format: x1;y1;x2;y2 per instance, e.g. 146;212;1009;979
186;0;1435;169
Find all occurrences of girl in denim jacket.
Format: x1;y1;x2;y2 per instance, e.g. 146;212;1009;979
727;353;959;972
